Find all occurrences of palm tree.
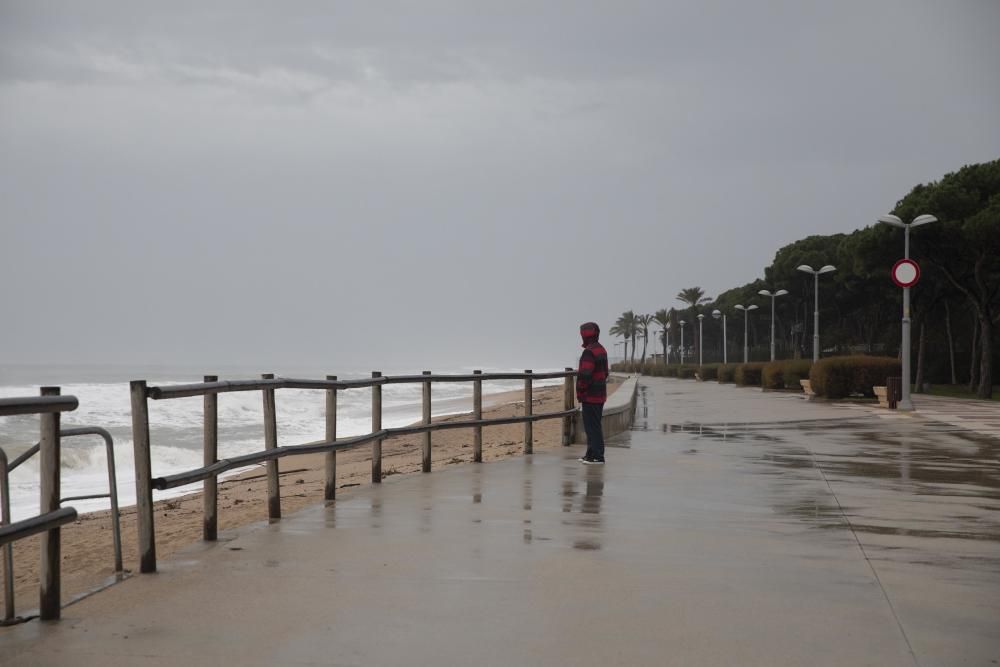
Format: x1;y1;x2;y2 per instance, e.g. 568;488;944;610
612;310;638;367
653;308;670;363
676;288;711;362
609;323;627;364
637;314;654;365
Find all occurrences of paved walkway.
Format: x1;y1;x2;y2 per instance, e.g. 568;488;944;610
2;378;998;666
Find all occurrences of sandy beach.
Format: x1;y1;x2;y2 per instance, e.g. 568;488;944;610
2;378;619;618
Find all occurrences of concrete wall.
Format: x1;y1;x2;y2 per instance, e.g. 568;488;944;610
573;374;638;444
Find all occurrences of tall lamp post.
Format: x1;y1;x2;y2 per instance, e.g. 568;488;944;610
734;304;758;362
878;213;937;411
712;309;727;364
679;320;686;365
757;289;788;361
697;314;705;367
796;264;836;362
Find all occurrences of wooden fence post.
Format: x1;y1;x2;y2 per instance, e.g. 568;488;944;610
130;380;156;574
203;375;218;541
473;370;483;463
563;367;575;445
524;370;533;454
324;375;337;503
262;374;281;520
372;372;382;483
422;371;432;472
38;386;61;620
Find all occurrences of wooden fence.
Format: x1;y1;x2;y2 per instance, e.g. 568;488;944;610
130;369;578;573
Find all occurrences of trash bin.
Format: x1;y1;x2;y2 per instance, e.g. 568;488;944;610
886;377;902;410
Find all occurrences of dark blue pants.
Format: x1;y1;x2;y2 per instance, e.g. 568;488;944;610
582;402;605;460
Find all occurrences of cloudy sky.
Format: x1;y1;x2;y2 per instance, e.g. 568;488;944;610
1;1;998;372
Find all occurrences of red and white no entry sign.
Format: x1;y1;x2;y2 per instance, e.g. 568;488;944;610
892;259;920;288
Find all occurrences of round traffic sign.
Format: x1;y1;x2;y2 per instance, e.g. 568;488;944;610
892;259;920;288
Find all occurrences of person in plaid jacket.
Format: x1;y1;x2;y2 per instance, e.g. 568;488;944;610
576;322;608;464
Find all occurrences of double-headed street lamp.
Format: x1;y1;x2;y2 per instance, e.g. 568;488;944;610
796;264;836;362
733;304;758;363
757;289;788;361
712;309;727;364
878;213;937;411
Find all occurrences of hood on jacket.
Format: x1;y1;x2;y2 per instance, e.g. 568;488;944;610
580;322;600;347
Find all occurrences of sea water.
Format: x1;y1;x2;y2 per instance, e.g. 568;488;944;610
0;364;563;521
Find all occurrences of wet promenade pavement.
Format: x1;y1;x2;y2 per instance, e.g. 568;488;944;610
3;377;998;666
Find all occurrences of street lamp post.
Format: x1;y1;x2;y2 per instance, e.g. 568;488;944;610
679;320;686;365
757;289;789;361
697;314;704;367
878;213;937;411
734;305;758;363
712;309;727;364
796;264;836;362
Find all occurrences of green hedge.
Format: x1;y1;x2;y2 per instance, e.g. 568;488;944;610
717;364;736;383
734;362;767;387
698;364;719;381
762;360;813;390
677;365;698;379
809;356;902;399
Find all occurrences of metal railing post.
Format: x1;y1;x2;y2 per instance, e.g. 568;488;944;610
38;386;62;620
563;367;575;445
262;374;281;520
422;371;432;472
372;372;382;483
130;380;156;573
324;375;337;503
524;370;533;454
203;375;218;541
473;370;483;462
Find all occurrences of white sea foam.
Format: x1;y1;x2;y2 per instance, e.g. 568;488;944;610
1;369;562;520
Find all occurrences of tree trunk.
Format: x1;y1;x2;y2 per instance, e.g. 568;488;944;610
978;315;993;399
944;301;957;385
914;321;927;393
640;335;648;365
662;333;668;367
968;316;980;392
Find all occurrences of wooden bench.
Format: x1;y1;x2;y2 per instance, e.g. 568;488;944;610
873;386;889;408
800;379;815;399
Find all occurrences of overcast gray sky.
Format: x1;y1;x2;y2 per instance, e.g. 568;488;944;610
2;1;998;371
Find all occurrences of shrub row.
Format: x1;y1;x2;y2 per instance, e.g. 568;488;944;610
808;356;901;399
716;364;737;383
762;360;813;390
734;362;767;386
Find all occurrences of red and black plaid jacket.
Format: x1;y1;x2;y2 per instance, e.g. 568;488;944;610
577;325;609;404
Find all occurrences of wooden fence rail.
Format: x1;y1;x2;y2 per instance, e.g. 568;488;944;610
131;370;578;573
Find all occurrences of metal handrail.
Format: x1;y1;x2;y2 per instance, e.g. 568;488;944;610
0;391;79;622
3;427;123;575
130;369;580;574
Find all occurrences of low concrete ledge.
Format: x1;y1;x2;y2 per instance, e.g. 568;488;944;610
573;374;639;444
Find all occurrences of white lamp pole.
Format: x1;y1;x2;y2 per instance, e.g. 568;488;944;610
878;213;937;411
679;320;686;365
712;309;727;364
697;314;705;367
757;289;788;361
796;264;837;362
734;305;758;363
